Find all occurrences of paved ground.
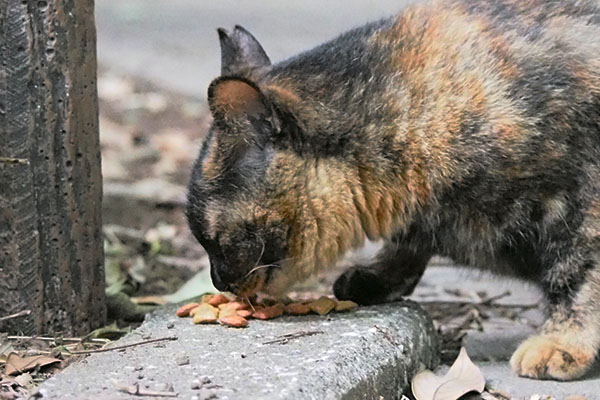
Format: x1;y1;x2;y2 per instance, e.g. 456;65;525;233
39;301;437;400
412;265;600;399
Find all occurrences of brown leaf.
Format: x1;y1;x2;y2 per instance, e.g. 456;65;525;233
13;372;33;388
412;347;485;400
5;353;61;376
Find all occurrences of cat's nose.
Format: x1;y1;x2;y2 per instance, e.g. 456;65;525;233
210;261;231;292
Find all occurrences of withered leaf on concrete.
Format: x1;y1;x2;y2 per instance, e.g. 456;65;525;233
5;354;61;376
412;347;485;400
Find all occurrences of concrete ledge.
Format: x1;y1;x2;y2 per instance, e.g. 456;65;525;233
39;301;438;399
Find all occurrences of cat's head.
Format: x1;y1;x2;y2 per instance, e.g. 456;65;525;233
186;26;364;297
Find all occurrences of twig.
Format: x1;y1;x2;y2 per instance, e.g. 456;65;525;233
262;330;323;345
0;310;31;323
374;325;399;346
484;387;514;400
479;290;511;305
68;336;177;354
0;157;29;165
7;335;108;344
115;382;178;397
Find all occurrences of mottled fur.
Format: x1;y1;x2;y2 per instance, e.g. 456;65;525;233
187;0;600;380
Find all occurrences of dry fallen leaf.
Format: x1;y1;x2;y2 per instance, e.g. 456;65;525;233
13;372;33;388
412;347;485;400
5;354;61;376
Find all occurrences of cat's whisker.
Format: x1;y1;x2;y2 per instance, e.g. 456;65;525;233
244;296;256;313
244;264;282;278
251;240;266;269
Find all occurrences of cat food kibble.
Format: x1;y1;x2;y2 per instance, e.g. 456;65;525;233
207;293;230;307
285;302;311;315
176;302;199;317
191;303;219;324
218;314;248;328
335;300;358;312
176;294;358;328
308;296;337;315
252;303;285;320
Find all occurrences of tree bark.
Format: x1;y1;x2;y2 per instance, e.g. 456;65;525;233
0;0;105;335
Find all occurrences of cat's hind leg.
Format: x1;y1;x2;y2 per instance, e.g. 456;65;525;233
333;235;432;305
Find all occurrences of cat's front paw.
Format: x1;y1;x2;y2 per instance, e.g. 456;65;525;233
333;266;390;305
510;334;596;380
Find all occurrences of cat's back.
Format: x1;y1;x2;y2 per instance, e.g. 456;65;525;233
371;0;600;156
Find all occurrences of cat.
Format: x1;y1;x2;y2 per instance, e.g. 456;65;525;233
186;0;600;381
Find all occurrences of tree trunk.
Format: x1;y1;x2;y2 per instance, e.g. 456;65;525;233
0;0;105;335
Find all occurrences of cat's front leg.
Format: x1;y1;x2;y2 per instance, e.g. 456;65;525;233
510;298;600;380
511;213;600;380
333;236;432;305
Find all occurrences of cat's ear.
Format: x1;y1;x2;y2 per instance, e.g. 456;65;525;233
207;77;278;174
218;25;271;76
208;77;274;123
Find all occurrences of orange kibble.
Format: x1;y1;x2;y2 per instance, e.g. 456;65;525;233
285;302;311;315
208;294;230;307
218;301;250;311
253;303;285;320
219;314;248;328
237;309;253;318
176;302;200;317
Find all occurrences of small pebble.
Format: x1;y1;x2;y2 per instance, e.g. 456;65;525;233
240;353;247;359
134;366;143;371
154;382;169;391
201;376;212;385
197;388;217;400
191;379;201;390
166;322;175;329
176;355;190;366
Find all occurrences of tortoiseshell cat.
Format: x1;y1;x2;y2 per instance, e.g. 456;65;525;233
186;0;600;380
